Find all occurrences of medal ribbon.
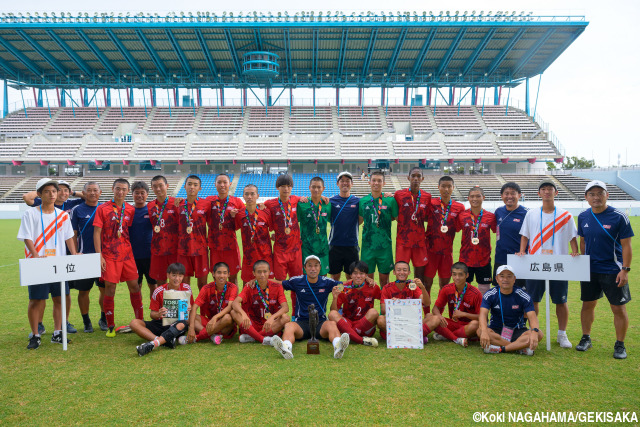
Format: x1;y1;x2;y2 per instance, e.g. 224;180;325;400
111;199;126;236
310;200;322;232
218;196;230;225
454;282;468;311
471;209;484;238
440;199;452;227
278;198;292;228
40;206;58;248
217;282;228;313
185;198;198;227
345;281;364;290
154;197;168;228
256;284;271;314
371;195;383;225
411;191;421;220
245;209;258;241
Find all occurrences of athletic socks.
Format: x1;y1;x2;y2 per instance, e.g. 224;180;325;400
100;311;106;322
103;296;115;328
332;337;340;348
380;329;387;340
435;325;460;341
129;291;144;320
152;337;160;348
195;328;211;342
81;313;90;324
336;318;363;344
422;323;431;336
454;326;468;339
242;325;265;343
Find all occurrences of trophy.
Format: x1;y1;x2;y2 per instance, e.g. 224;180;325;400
307;304;320;354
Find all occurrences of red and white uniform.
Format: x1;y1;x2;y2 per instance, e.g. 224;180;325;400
394;189;431;267
94;201;137;283
194;281;238;339
434;283;482;330
235;208;274;282
425;198;465;279
149;283;194;312
148;197;180;281
381;281;428;314
177;198;211;278
456;209;497;268
336;281;381;337
264;196;303;280
207;195;245;275
239;281;287;330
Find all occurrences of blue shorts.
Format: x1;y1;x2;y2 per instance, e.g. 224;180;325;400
28;281;70;300
525;280;568;304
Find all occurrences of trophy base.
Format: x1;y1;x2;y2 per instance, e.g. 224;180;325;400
307;339;320;354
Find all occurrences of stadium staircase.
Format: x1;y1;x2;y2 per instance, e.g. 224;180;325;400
551;176;576;200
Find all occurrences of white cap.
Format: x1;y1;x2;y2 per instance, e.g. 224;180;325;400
496;265;516;275
57;180;72;190
336;171;353;182
304;255;321;265
585;180;607;194
36;177;59;192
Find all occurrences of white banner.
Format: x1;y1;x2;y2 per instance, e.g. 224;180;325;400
506;254;591;281
19;253;101;286
385;299;423;349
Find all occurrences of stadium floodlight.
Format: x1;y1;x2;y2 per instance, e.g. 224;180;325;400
445;73;449;77
293;73;297;77
369;73;372;77
326;73;330;77
484;72;488;76
98;74;102;78
142;74;146;78
122;74;126;78
459;73;462;77
199;74;203;78
232;73;236;77
156;74;159;78
308;73;312;77
351;73;355;77
402;73;406;77
383;73;387;77
218;73;222;77
173;74;177;78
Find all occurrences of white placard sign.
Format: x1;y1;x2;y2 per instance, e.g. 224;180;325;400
385;299;423;349
19;253;101;286
506;254;591;281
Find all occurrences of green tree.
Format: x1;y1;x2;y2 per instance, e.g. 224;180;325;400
563;156;596;170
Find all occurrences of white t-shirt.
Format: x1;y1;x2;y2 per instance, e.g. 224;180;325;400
17;206;74;258
519;206;577;255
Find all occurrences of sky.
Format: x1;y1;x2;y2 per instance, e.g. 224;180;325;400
3;0;639;167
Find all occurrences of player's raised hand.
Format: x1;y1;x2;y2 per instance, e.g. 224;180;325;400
413;278;424;289
245;279;256;289
299;196;309;203
258;203;266;210
383;192;394;198
321;195;330;204
174;197;184;206
364;276;377;286
230;208;238;218
332;285;342;298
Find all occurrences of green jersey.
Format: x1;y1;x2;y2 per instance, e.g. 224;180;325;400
297;200;331;259
359;194;398;252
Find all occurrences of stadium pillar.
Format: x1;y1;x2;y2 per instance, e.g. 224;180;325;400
313;87;316;116
403;86;408;106
358;87;363;107
493;86;499;105
196;88;201;107
150;88;156;107
79;88;84;107
129;87;134;107
174;88;179;107
381;87;385;107
84;88;90;108
266;87;271;106
61;89;66;107
32;88;38;107
219;88;224;107
242;88;247;107
2;80;7;117
56;88;61;107
471;86;477;105
449;87;454;106
106;88;111;107
427;87;432;106
525;77;530;116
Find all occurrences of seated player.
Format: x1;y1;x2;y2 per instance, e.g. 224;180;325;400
185;262;238;345
479;265;543;356
131;263;194;356
270;256;350;360
423;262;482;347
231;260;290;345
328;261;380;347
377;261;430;341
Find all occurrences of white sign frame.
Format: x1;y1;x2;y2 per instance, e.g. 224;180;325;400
385;299;423;349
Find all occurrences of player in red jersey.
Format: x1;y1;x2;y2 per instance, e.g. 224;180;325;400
93;179;143;338
328;261;380;347
235;184;274;284
148;175;180;286
176;175;211;290
131;263;194;356
186;262;238;345
377;261;430;340
456;187;497;294
231;260;290;345
207;173;245;284
423;262;482;347
394;167;431;285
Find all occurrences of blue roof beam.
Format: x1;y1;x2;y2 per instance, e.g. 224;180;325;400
165;29;192;77
511;29;556;77
537;28;586;75
312;29;319;81
486;28;526;77
0;34;42;78
254;29;262;51
75;29;118;78
223;29;243;77
361;29;378;78
283;29;293;80
15;30;68;77
0;56;18;79
45;30;93;77
135;29;168;79
336;29;348;82
461;29;496;78
105;29;144;78
435;28;467;80
386;28;408;79
194;29;218;82
411;29;437;78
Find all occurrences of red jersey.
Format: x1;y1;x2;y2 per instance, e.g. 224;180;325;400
148;197;180;257
264;195;301;252
336;280;381;322
456;209;497;267
239;281;287;323
394;189;431;248
177;198;210;257
195;281;238;319
207;195;245;250
235;208;273;267
381;281;427;314
427;198;465;254
93;201;135;261
149;283;194;312
434;283;482;324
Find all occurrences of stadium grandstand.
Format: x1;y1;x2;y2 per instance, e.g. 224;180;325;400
0;10;635;204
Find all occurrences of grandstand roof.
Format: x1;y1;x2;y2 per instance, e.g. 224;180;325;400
0;12;587;89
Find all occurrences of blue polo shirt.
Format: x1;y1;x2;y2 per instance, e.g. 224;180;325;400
329;194;360;247
578;206;634;274
282;275;342;321
494;205;528;266
128;205;152;259
482;287;533;330
32;197;83;213
70;202;100;254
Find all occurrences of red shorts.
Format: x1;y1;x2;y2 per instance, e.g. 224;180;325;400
200;315;237;340
273;248;303;281
241;256;275;283
395;245;428;268
248;319;278;337
425;251;453;279
177;254;209;279
345;317;376;337
101;258;138;284
149;254;178;282
209;247;241;276
444;318;469;331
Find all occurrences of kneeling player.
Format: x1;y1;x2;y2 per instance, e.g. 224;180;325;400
186;262;238;345
377;261;430;341
328;261;380;347
231;260;290;345
131;263;194;356
423;262;482;347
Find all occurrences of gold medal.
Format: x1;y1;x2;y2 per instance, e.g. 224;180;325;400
440;225;448;233
117;230;122;238
471;237;480;245
336;284;344;292
154;225;161;233
408;282;417;291
218;223;223;230
265;313;271;320
285;227;291;235
186;226;193;234
315;227;320;234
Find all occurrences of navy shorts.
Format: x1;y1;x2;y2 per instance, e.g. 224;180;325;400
490;327;529;343
468;262;493;286
295;319;326;341
581;272;631;306
526;279;568;304
28;281;70;300
135;258;157;286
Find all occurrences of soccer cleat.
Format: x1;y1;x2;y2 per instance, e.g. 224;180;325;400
613;342;627;359
162;337;177;349
517;348;535;356
333;333;350;359
116;325;132;334
362;337;378;347
432;332;447;341
51;333;71;345
106;327;116;338
66;322;78;334
98;318;108;331
271;336;293;360
454;337;468;348
136;342;155;357
423;336;429;345
262;336;272;346
83;322;94;333
27;335;41;350
576;336;592;352
557;333;572;349
211;334;223;345
484;345;502;354
239;334;256;343
177;336;188;345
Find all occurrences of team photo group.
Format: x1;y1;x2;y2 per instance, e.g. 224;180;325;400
18;168;633;360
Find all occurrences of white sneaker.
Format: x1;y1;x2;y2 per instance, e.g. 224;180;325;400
271;336;293;359
262;336;272;346
454;337;468;347
484;345;502;354
432;332;447;341
362;337;378;347
333;333;350;359
557;334;573;349
177;336;188;345
518;348;535;356
239;334;256;343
